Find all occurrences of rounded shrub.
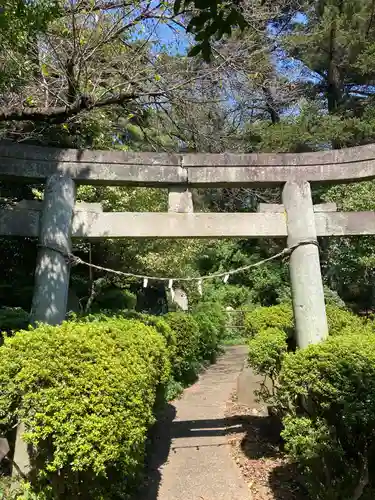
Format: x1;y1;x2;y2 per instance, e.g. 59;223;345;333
277;333;375;500
244;303;294;338
192;301;228;361
91;287;137;311
248;327;288;379
326;304;368;336
0;318;170;498
79;310;177;356
164;312;200;384
193;301;227;339
193;311;220;362
247;327;288;404
245;303;369;340
133;313;177;355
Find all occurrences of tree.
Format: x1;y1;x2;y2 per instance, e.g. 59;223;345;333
173;0;247;60
0;0;224;145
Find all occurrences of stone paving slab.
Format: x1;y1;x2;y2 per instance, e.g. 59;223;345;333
140;346;251;500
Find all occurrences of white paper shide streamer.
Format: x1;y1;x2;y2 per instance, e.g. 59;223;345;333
223;274;229;284
197;279;203;296
143;278;148;288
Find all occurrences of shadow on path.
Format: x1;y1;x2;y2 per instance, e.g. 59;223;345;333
236;412;307;500
138;408;251;500
139;412;304;500
137;345;249;500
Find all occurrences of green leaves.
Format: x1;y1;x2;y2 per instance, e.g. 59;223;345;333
178;0;247;61
244;303;294;338
244;301;375;499
0;0;62;50
248;326;288;379
0;318;170;496
164;312;201;384
173;0;183;15
278;333;375;499
188;41;209;58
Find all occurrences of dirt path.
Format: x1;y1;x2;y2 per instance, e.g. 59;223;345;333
139;346;251;500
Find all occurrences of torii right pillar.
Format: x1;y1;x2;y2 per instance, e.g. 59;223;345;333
282;181;328;348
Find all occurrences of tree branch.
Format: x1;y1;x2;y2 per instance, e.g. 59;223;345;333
69;0;134;14
352;453;369;500
0;90;165;123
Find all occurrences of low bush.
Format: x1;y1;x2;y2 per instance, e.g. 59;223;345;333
248;327;288;403
79;309;177;356
78;306;228;395
0;318;170;498
193;302;226;336
164;312;200;384
277;333;375;500
326;303;368;336
91;287;137;311
245;302;369;340
245;301;375;498
193;301;234;359
244;303;294;338
245;305;293;404
81;308;222;396
193;311;220;362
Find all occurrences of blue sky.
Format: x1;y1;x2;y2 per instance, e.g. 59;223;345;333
140;10;318;87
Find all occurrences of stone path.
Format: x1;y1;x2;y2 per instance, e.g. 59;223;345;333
140;345;250;500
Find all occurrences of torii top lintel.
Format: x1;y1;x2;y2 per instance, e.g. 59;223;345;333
1;142;375;187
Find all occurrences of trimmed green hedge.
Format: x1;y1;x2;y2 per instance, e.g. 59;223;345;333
326;303;368;336
164;312;200;384
194;301;227;338
246;303;371;402
248;327;287;380
244;303;294;338
0;318;170;498
277;333;375;499
81;306;226;388
193;311;220;362
245;302;369;340
245;301;375;498
248;327;288;404
0;304;228;496
82;309;177;356
192;301;227;360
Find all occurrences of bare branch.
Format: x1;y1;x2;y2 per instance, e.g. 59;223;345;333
0;90;165;123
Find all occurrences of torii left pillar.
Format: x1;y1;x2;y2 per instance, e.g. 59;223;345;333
13;174;75;479
30;174;76;324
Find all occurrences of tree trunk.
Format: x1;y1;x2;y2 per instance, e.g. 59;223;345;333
262;82;280;124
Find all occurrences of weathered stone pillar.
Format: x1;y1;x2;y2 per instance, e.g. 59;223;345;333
167;187;193;309
13;175;75;480
30;174;76;325
282;181;328;348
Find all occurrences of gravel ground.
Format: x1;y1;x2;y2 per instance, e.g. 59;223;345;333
225;394;306;500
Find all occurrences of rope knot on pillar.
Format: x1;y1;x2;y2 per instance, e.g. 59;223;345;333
286;239;320;256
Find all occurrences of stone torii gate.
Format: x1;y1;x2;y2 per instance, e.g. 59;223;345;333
3;142;375;476
1;142;375;350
